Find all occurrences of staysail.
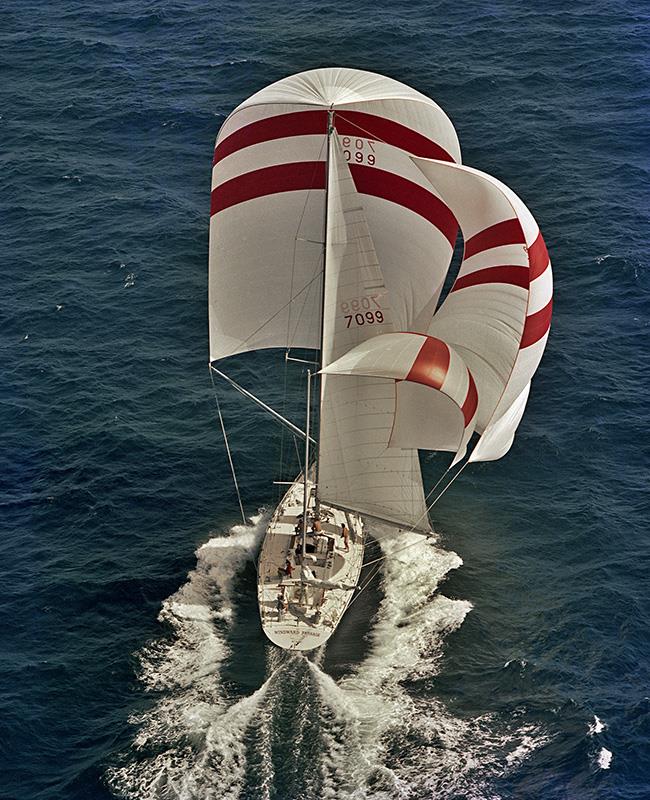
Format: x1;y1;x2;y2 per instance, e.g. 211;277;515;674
322;332;478;459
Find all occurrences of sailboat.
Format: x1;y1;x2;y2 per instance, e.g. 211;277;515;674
208;68;552;651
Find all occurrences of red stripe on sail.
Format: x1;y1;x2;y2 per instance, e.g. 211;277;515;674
451;265;529;293
528;231;549;280
464;219;526;260
406;336;450;390
213;110;455;166
335;111;455;162
210;162;326;214
461;372;479;426
520;298;553;348
213;111;328;165
350;165;458;245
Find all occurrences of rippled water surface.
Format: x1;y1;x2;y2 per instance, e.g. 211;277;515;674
2;1;649;798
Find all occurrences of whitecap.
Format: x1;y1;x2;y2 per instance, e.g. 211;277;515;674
588;715;606;735
209;58;249;67
504;658;528;669
597;747;613;769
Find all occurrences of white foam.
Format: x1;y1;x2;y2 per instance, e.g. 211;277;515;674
106;515;268;799
597;747;613;769
108;517;551;799
503;658;528;669
588;715;606;735
307;527;551;798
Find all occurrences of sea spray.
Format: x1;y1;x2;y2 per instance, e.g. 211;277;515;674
305;527;551;799
106;516;268;799
107;521;551;799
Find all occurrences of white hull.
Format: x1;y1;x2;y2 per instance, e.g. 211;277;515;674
257;477;364;651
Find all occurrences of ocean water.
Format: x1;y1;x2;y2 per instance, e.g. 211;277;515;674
1;1;649;798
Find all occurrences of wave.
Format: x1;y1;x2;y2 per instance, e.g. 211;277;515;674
106;521;550;799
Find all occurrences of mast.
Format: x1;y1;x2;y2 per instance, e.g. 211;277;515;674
302;370;311;561
315;107;334;504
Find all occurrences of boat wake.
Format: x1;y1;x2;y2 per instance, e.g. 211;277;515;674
106;521;550;800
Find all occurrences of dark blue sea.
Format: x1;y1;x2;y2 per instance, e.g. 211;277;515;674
2;1;649;798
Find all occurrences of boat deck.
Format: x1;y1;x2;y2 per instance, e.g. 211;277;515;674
257;478;364;650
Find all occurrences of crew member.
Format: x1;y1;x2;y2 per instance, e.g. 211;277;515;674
341;523;350;552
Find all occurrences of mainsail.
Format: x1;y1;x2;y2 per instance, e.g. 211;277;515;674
317;134;429;531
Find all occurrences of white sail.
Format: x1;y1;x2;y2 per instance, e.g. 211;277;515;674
322;331;478;463
469;382;531;463
208;68;461;362
317;138;429;531
413;158;552;461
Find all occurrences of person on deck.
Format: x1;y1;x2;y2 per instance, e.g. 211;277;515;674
341;523;350;552
276;591;288;619
284;559;294;578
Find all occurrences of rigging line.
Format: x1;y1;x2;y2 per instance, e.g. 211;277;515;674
356;465;467;569
358;462;472;572
425;459;470;511
346;559;384;612
277;349;290;503
209;365;246;526
334;113;393;148
359;536;432;571
423;464;454;505
293;433;302;474
398;454;471;538
232;271;324;356
210;365;315;444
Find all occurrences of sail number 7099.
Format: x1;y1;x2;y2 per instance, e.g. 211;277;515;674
341;296;385;328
